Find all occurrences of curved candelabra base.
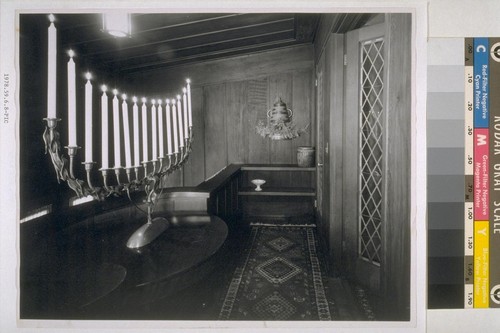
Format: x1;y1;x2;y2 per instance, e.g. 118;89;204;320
126;217;170;249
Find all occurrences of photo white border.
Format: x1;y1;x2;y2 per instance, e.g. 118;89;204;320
1;1;428;332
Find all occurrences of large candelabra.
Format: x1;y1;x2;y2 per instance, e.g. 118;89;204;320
43;113;193;248
42;14;194;248
43;14;193;248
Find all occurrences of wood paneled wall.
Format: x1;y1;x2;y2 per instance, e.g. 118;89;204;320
125;45;315;187
382;13;411;318
19;14;315;219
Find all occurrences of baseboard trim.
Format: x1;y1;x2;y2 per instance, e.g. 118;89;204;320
248;222;316;228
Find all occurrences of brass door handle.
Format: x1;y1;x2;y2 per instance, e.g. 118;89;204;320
317;163;324;167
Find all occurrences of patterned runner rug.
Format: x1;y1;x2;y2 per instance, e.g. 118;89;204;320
218;225;336;320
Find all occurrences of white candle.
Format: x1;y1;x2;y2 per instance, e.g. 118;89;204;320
171;99;179;153
132;97;140;167
67;50;76;147
157;100;164;158
84;72;93;162
182;88;189;139
121;94;132;168
186;79;192;127
165;99;172;155
151;100;158;161
176;95;184;148
101;85;109;169
112;89;121;168
47;14;57;119
141;98;148;162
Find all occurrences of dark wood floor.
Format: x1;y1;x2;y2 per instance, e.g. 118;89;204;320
21;215;382;321
96;221;381;321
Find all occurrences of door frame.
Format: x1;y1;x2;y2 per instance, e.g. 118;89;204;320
315;33;345;276
315;44;330;268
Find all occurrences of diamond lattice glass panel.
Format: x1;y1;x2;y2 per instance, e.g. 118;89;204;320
358;38;384;266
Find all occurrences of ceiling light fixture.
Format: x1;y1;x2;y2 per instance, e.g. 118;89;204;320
102;12;131;38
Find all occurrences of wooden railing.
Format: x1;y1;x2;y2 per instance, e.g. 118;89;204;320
160;163;316;225
158;164;243;225
194;164;242;222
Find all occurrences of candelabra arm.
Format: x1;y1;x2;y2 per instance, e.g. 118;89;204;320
114;168;122;186
142;162;149;177
177;128;194;166
84;162;96;191
69;154;75;178
158;157;164;174
163;155;173;174
183;139;190;159
125;168;133;183
178;146;185;165
170;153;178;168
66;176;86;198
147;201;153;224
153;160;160;174
67;146;79;179
145;175;157;203
134;167;140;181
178;141;190;166
43;119;86;198
43;119;64;183
100;169;110;192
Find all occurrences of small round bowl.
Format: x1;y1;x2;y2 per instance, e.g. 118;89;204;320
251;179;266;191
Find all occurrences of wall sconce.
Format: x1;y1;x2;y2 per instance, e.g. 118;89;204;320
102;12;131;38
256;97;308;140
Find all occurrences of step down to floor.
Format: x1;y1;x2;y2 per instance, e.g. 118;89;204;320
242;214;315;226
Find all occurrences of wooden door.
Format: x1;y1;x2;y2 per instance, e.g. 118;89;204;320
343;22;386;291
343;15;411;314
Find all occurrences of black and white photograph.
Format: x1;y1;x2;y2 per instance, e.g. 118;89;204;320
8;1;500;332
18;9;413;323
2;1;437;332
